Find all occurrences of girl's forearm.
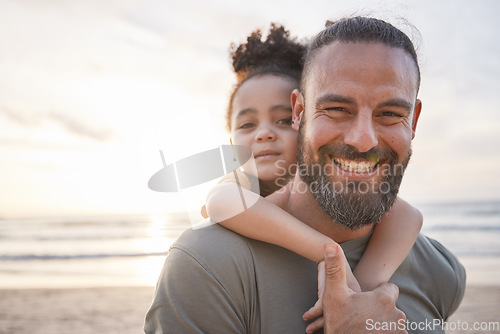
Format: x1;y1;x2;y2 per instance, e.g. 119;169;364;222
207;185;332;263
222;197;333;263
353;198;422;291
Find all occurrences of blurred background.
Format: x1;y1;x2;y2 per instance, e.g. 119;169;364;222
0;0;499;288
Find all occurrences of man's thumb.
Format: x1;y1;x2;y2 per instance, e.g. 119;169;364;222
324;243;347;289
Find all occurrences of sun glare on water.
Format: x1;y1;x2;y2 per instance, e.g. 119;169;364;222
129;213;183;286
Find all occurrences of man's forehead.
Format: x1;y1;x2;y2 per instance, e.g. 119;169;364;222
306;41;419;95
319;41;410;61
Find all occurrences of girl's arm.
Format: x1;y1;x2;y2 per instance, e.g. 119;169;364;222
205;180;360;291
206;182;331;264
353;197;423;291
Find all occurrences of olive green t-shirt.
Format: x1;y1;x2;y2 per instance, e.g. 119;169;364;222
145;224;465;334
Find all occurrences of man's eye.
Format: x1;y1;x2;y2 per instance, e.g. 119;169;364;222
326;107;348;113
380;111;403;118
238;122;255;129
276;117;293;126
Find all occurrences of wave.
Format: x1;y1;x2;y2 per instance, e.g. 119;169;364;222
0;251;169;261
452;250;500;257
0;234;157;241
2;248;499;261
424;225;500;231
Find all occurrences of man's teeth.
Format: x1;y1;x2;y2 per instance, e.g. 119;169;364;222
333;158;377;173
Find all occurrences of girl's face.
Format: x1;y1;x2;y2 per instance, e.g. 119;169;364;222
230;74;298;188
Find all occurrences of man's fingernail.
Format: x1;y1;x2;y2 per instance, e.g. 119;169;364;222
325;243;338;259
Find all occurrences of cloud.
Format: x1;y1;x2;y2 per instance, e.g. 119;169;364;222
0;106;114;142
45;111;113;142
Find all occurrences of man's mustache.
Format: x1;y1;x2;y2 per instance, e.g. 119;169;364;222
317;144;398;164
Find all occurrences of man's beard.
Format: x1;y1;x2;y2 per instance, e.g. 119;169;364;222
296;120;411;231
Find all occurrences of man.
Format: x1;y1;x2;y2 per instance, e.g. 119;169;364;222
145;17;465;334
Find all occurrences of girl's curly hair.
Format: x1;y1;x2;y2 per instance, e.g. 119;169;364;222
226;23;306;131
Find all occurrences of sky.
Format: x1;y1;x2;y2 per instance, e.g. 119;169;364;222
1;0;499;218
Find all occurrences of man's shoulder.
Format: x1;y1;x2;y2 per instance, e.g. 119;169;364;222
162;224;261;307
394;233;466;322
413;234;466;296
149;224;318;334
147;224;262;334
172;223;253;260
407;234;466;291
412;234;465;276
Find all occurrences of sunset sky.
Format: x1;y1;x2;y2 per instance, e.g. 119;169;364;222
1;0;499;218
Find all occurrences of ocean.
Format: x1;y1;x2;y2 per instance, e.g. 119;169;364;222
0;201;499;288
0;212;191;288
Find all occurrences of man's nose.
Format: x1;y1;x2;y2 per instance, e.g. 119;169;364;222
343;113;378;152
255;125;276;142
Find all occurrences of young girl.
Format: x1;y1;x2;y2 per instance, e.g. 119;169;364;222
204;24;422;333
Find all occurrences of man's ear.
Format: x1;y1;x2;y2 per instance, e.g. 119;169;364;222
291;89;304;131
411;99;422;140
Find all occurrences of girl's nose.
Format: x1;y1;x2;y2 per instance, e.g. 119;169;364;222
255;125;276;142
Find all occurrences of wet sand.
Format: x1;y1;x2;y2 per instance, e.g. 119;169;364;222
0;284;498;333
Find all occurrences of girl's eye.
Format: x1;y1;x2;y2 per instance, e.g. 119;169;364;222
276;117;293;126
238;122;255;129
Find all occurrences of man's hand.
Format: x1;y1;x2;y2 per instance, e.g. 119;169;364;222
321;243;407;334
303;248;363;333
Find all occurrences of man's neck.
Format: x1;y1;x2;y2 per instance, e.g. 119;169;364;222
268;175;373;243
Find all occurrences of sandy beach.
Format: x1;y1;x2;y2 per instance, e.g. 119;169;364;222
0;287;154;334
0;284;498;334
446;285;500;334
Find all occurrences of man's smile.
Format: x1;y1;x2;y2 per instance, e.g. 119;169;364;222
332;157;380;173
